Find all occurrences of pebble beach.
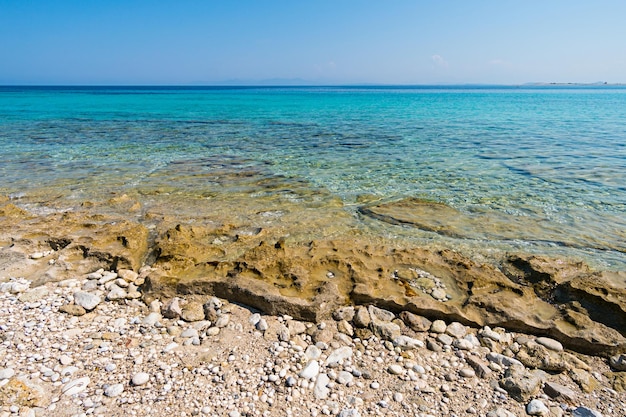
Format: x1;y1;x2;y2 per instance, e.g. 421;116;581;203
1;264;625;417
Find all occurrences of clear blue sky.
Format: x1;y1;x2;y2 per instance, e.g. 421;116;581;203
1;0;625;85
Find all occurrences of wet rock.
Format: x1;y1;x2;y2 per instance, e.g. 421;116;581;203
499;364;545;402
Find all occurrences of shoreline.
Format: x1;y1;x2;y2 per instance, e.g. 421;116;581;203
1;193;626;415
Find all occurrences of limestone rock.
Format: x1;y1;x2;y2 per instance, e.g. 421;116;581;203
609;354;626;371
0;376;49;407
543;381;577;403
353;306;371;328
73;291;101;311
399;311;431;332
498;364;545;402
333;306;355;322
181;301;205;322
526;399;549;416
445;321;467;338
59;304;86;316
163;297;183;319
569;368;598;393
571;407;603;417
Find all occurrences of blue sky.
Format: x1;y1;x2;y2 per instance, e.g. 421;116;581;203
1;0;625;85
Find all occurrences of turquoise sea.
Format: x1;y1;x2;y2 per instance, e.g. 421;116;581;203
1;86;625;270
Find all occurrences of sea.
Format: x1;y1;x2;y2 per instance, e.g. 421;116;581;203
1;85;625;270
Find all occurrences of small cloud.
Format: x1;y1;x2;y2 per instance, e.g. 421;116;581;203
432;54;448;68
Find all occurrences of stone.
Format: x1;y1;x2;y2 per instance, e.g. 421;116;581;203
0;376;48;407
18;286;49;303
445;322;467;338
604;371;626;392
368;305;395;322
526;399;549;416
459;368;475;378
333;306;355;322
300;360;320;380
466;356;492;378
338;409;361;417
370;321;401;341
305;345;322;361
431;287;447;300
215;314;230;328
388;364;404;375
0;368;15;380
181;328;199;338
337;320;354;336
498;364;545;402
536;337;563;352
353;306;370;328
104;383;124;397
480;326;502;342
399;311;432;332
336;371;353;385
106;284;127;300
181;301;205;322
486;409;516;417
314;373;330;399
118;268;138;282
256;318;269;331
453;338;474;350
569;368;598;393
142;312;161;326
163;297;183;319
287;320;307;335
543;381;577;403
436;333;453;346
609;354;626;371
62;377;90;396
487;352;523;368
571;407;603;417
325;346;352;366
131;372;150;386
430;320;447;333
59;304;86;316
392;335;424;350
73;291;101;311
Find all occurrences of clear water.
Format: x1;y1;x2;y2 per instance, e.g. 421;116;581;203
1;86;625;270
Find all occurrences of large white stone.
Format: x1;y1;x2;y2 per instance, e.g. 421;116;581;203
325;346;353;366
62;377;90;396
73;291;101;311
314;373;330;399
299;360;320;380
131;372;150;386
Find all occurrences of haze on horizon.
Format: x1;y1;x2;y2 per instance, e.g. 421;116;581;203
1;0;625;86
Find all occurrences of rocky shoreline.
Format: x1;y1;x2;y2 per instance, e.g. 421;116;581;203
1;270;625;417
1;196;626;416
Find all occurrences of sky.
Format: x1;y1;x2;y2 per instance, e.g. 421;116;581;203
1;0;625;85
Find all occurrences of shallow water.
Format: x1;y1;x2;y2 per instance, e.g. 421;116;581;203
1;86;625;270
